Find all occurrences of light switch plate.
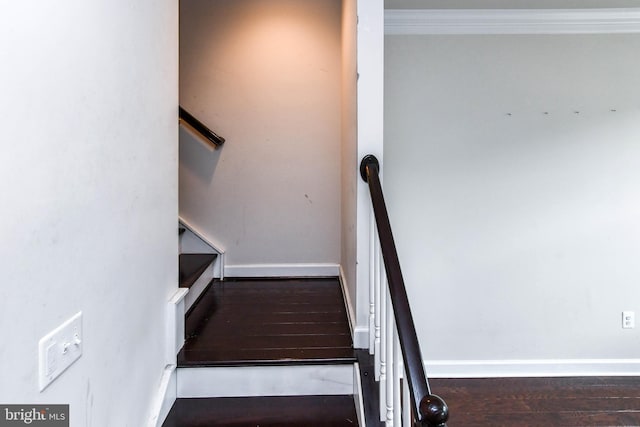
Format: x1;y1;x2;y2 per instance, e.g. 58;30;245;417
38;312;83;391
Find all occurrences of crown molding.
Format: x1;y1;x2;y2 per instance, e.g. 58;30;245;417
385;8;640;35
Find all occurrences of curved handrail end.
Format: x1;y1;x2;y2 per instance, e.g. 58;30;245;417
419;394;449;427
360;154;379;182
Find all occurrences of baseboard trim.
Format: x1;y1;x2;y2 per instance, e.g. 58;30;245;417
353;362;366;427
147;364;176;427
179;216;225;279
338;266;356;336
224;263;340;278
338;267;369;350
183;265;214;312
352;326;370;350
177;364;355;398
385;8;640;35
424;358;640;378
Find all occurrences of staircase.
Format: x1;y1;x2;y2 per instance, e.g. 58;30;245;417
163;235;361;426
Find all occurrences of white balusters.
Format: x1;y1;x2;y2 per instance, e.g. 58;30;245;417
369;215;376;355
385;287;394;426
374;223;382;382
393;330;402;427
402;372;412;426
379;267;387;421
367;247;421;426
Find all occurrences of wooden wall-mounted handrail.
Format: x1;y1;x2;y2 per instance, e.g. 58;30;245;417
179;106;225;147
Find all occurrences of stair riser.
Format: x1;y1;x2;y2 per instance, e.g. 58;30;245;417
177;364;355;398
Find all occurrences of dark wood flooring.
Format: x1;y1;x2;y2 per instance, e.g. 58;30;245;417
163;395;359;427
178;278;355;366
430;376;640;426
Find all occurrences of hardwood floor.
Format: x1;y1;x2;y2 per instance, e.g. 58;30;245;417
430;376;640;426
162;395;359;427
178;278;355;366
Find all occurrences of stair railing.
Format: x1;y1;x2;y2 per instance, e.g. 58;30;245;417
360;155;449;427
179;106;225;146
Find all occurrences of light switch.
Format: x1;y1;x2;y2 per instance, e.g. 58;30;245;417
38;312;83;391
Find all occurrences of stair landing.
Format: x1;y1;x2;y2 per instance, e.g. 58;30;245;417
178;277;355;366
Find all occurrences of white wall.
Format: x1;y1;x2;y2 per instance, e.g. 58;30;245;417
385;34;640;368
341;0;359;332
354;0;386;347
179;0;342;269
0;1;178;425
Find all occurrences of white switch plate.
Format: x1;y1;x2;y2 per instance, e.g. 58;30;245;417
623;311;635;329
38;312;83;391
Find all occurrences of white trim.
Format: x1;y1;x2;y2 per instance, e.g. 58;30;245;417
424;358;640;378
179;216;225;279
353;326;370;350
224;263;340;278
353;362;366;427
385;8;640;35
168;288;188;305
177;364;355;397
178;216;225;254
146;364;176;427
340;264;370;349
183;263;214;312
339;266;356;336
167;288;188;363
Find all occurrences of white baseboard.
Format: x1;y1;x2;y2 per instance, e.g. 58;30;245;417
179;217;225;279
425;358;640;378
224;263;340;278
178;216;225;255
353;362;366;427
352;326;370;350
338;266;356;336
147;364;176;427
183;264;214;312
339;265;369;349
177;364;355;398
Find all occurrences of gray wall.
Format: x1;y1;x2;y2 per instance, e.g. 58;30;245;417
0;1;178;424
180;0;342;268
385;34;640;365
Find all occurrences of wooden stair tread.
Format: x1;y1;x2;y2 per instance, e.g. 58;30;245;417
178;277;355;366
179;253;216;289
162;395;359;427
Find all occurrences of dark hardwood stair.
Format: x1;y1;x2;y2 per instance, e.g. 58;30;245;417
179;253;217;289
162;395;359;427
178;278;355;366
164;277;359;426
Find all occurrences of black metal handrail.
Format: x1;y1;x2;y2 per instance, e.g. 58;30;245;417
179;106;225;146
360;154;449;427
